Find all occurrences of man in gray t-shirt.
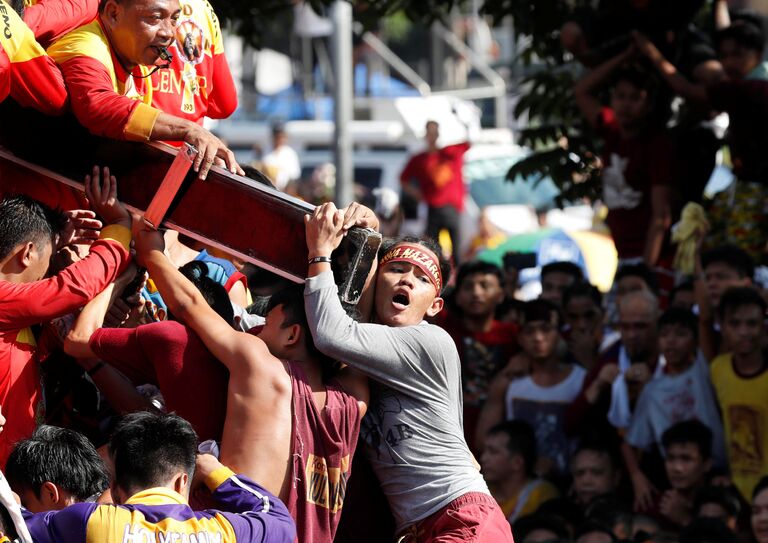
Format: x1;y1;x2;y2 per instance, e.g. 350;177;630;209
304;202;514;542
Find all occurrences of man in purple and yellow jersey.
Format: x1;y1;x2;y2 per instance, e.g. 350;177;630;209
23;412;296;543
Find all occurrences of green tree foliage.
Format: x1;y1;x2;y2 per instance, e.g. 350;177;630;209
211;0;602;205
209;0;461;48
483;0;603;206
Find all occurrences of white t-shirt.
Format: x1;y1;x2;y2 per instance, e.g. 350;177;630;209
626;353;726;466
505;364;587;474
262;145;301;190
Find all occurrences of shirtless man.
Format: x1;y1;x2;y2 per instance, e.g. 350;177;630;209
130;226;368;543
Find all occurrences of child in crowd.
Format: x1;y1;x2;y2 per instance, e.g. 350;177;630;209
626;308;726;467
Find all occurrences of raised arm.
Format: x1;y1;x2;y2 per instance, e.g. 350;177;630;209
135;228;275;374
574;47;635;127
633;32;712;107
0;167;131;331
304;204;451;398
643;185;672;266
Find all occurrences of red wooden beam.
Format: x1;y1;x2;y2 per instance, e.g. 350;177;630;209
0;101;380;296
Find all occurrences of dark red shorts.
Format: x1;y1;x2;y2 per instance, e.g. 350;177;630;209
398;492;514;543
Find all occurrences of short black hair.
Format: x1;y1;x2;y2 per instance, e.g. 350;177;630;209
574;520;618;543
541;261;583;283
718;286;766;320
455;261;504;291
573;439;621;472
614;262;659;295
0;194;66;261
7;0;23;17
109;412;197;496
679;517;736;543
266;284;338;378
0;503;17;541
520;298;562;328
487;420;537;478
512;513;570;543
379;236;452;295
753;475;768;500
612;62;659;94
584;498;632;540
563;281;603;310
670;279;694;303
694;486;741;518
701;245;754;280
716;20;765;55
658;307;698;338
176;261;235;326
6;425;109;501
661;419;713;460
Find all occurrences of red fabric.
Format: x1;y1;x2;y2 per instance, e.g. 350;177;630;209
564;341;621;437
0;239;129;465
0;48;8;103
7;54;67;115
597;108;676;259
0;1;67;114
89;320;228;442
403;492;514;543
151;51;236;123
58;54;147;140
23;0;99;47
284;361;360;543
223;270;247;294
434;310;517;449
400;142;470;211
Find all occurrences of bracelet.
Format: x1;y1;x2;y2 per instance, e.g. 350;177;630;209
308;256;332;265
87;361;106;377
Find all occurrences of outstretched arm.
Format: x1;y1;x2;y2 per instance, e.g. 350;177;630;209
135;227;292;491
633;32;712;107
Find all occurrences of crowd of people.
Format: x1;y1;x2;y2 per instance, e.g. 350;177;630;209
1;0;768;542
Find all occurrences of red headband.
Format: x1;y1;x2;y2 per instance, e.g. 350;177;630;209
379;243;443;293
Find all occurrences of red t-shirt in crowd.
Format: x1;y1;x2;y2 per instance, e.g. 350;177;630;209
89;320;228;442
0;235;130;465
596;108;676;259
284;361;360;543
399;142;470;211
433;309;518;449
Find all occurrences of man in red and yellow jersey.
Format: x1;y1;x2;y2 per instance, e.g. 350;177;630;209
0;0;67;114
17;0;100;47
151;0;236;123
0;168;132;466
47;0;242;180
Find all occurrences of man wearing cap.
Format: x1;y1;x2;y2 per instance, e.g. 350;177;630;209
46;0;242;180
303;203;514;542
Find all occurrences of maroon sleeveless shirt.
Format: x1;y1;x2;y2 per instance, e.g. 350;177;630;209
284;361;361;543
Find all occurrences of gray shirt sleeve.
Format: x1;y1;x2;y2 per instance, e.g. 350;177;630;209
304;270;453;400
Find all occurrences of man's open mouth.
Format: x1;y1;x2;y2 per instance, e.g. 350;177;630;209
392;293;410;308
